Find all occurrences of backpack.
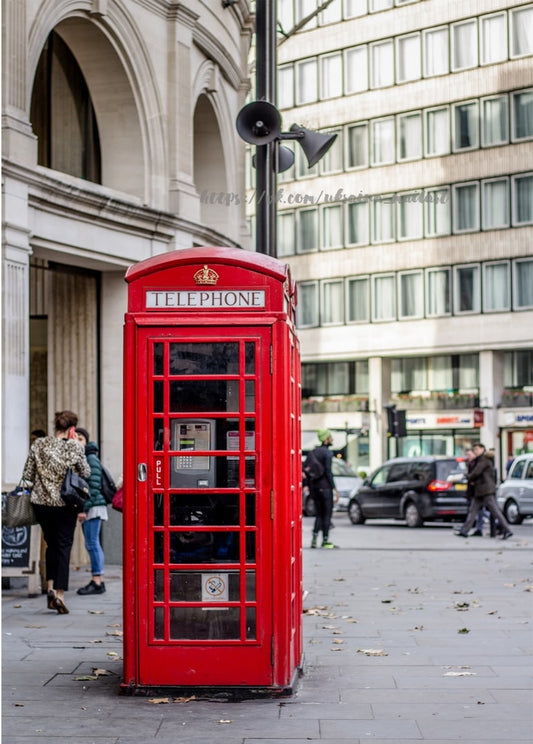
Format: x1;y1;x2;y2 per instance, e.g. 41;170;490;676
303;450;325;482
101;465;117;504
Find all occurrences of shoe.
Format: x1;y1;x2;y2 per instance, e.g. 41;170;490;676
472;530;483;537
455;531;468;538
77;580;106;595
54;596;69;614
310;535;318;549
47;590;57;610
321;541;338;549
501;531;513;540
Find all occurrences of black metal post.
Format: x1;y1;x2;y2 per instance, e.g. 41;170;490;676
255;0;277;256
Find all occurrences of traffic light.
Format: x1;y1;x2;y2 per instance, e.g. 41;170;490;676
385;405;407;438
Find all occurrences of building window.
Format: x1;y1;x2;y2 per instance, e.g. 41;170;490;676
319;0;342;24
355;360;369;394
322;280;345;324
483;261;510;312
398;271;424;319
391;357;427;393
320;53;343;99
452;19;478;70
425;106;450;157
513;258;533;310
426;268;451;317
296;147;318;179
321;205;344;249
453;101;479;151
454;264;480;314
397;111;422;161
344;46;368;93
346;201;370;246
453;182;480;233
372;197;395;243
296;58;317;105
373;274;396;321
297;209;318;253
482;95;508;146
344;0;367;18
511;90;533;141
480;12;508;64
371;117;395;165
512;173;533;224
458;354;479;390
510;5;533;57
302;362;351;397
482;178;509;229
425;187;451;236
277;212;295;257
346;122;369;168
296;0;318;29
278;66;294;109
396;33;421;83
397;194;423;240
429;356;454;392
278;0;294;33
504;350;533;388
320;130;343;174
296;282;319;327
346;276;370;323
370;0;393;12
370;40;394;88
423;27;449;77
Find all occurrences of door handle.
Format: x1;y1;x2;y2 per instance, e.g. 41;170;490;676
138;463;147;482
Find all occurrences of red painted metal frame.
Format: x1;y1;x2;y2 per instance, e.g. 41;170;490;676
122;247;302;693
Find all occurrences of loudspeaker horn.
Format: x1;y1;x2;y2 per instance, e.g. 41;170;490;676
251;144;295;173
236;101;282;145
289;124;338;168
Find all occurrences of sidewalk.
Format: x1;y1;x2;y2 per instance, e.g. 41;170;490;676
2;519;533;743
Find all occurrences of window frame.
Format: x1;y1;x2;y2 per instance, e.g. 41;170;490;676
345;121;369;170
370;38;395;89
423;26;450;78
321;279;345;326
481;94;509;147
511;172;533;225
295;57;318;106
424;105;451;157
452;99;479;152
397;270;424;320
296;207;319;254
277;210;296;257
319;128;343;175
346;275;370;324
372;195;395;244
511;89;533;143
424;186;451;237
510;4;533;58
482;260;511;313
452;181;480;233
425;266;451;318
481;177;510;230
396;192;424;241
296;281;319;328
397;110;422;161
320;203;344;250
372;272;397;322
346;199;370;246
451;18;479;71
396;32;421;83
371;116;396;166
453;263;481;315
344;45;369;94
320;52;343;100
513;257;533;310
479;11;508;65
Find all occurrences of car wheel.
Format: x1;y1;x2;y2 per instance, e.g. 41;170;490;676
405;502;423;528
504;499;524;525
348;499;365;525
304;494;317;517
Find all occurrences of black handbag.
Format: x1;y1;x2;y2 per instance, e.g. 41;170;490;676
61;468;90;511
2;481;37;527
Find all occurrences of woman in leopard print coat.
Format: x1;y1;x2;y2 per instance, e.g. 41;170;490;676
23;410;90;614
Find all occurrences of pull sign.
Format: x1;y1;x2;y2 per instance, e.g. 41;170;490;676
137;463;147;482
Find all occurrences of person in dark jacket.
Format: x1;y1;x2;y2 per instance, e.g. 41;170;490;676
455;442;512;540
74;428;108;594
309;429;339;549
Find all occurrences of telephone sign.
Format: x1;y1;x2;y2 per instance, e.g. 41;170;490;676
121;247;302;694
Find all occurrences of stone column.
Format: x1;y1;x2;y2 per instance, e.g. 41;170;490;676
368;357;391;472
479;349;504;476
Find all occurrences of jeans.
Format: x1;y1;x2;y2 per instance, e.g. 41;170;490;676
311;487;334;541
82;518;105;575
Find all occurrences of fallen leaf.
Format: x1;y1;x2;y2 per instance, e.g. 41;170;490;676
381;599;392;604
487;610;497;615
357;648;388;656
14;703;25;707
89;640;103;644
107;623;122;628
148;698;171;704
332;638;344;644
75;675;99;681
13;604;22;608
444;671;476;676
333;577;345;582
92;668;113;677
457;628;470;634
24;625;44;629
218;719;232;724
455;602;470;611
173;696;196;703
88;610;104;615
411;626;424;631
107;651;120;658
106;630;123;637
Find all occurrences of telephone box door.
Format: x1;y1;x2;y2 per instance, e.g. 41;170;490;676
135;326;273;686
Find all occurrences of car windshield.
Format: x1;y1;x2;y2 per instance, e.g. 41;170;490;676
436;459;467;481
331;459;357;477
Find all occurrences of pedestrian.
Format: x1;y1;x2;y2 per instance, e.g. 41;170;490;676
308;429;339;549
455;442;513;540
22;410;90;614
30;429;46;444
74;428;108;595
465;447;485;536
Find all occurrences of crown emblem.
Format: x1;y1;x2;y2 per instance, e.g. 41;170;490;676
193;265;219;285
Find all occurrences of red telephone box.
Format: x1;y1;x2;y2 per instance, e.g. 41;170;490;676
121;247;303;694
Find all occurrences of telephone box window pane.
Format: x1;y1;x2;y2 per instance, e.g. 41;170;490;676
246;570;256;601
169;380;235;412
154;419;164;450
169;493;240;526
153;492;164;526
245;381;255;411
246;494;256;525
154;569;164;601
154;607;164;639
246;532;256;563
169;607;240;640
246;608;257;639
153;381;163;412
169;571;240;601
154;343;163;375
169;343;239;375
170;531;239;564
245;342;255;374
154;532;164;564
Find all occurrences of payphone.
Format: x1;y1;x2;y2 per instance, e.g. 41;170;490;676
122;246;302;694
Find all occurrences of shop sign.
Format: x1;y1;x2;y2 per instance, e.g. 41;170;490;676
406;413;475;429
499;410;533;427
